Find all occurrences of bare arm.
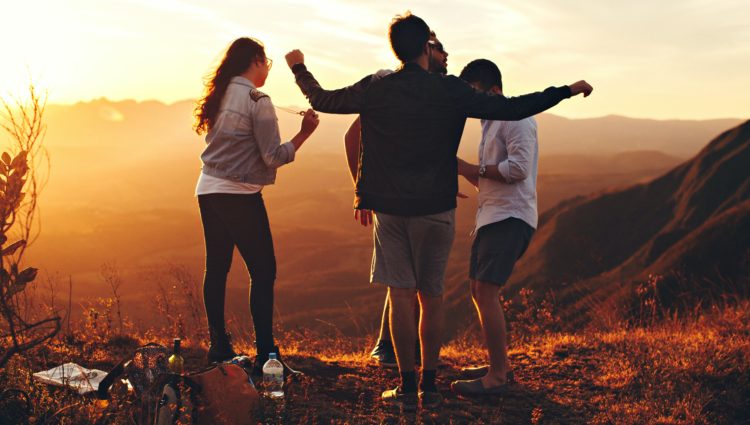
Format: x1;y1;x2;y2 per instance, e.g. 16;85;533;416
344;117;361;186
458;157;497;187
289;109;320;151
344;116;372;226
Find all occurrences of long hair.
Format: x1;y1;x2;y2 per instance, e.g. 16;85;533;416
194;37;265;135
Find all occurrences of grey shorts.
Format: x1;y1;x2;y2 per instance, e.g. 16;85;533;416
370;209;456;296
469;218;534;286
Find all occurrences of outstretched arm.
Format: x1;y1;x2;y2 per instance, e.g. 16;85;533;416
286;50;370;114
452;77;593;121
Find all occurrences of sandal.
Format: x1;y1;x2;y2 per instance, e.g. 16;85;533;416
459;365;515;383
451;378;511;397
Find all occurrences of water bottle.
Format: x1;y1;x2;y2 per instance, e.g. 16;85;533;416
262;353;284;398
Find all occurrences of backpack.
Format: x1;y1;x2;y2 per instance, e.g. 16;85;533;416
97;342;170;399
97;342;172;424
154;363;259;425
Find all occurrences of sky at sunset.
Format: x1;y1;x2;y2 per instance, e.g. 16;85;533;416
2;0;748;119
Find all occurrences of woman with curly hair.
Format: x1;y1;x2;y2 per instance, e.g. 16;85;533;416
194;37;318;375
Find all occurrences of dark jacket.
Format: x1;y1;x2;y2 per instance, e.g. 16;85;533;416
293;62;571;216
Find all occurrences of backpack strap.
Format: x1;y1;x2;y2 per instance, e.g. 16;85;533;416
96;357;130;399
96;342;166;399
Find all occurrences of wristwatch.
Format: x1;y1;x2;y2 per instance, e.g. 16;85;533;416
478;165;487;178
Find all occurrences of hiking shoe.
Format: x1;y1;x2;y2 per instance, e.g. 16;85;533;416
252;346;302;379
381;386;418;411
207;331;238;363
370;340;397;368
460;365;515;383
419;390;443;409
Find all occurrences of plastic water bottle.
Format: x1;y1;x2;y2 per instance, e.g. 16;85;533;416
263;353;284;398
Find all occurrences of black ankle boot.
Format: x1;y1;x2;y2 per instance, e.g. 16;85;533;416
207;330;238;363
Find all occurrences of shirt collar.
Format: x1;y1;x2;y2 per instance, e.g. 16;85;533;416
400;62;428;73
230;75;255;88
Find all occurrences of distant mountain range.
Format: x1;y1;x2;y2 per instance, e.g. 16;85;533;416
44;98;742;158
29;98;748;334
534;114;742;157
508;120;750;325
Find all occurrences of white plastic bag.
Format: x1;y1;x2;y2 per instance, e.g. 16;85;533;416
33;363;108;395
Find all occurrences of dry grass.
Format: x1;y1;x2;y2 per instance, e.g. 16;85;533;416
1;293;749;424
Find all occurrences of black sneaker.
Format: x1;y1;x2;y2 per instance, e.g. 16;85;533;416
370;340;397;368
207;331;238;364
381;386;418;411
252;346;302;379
419;390;443;409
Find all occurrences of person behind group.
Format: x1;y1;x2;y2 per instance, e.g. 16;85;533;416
285;12;592;410
450;59;542;396
343;31;450;369
193;37;319;376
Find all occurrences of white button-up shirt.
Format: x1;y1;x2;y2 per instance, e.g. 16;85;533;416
475;116;539;232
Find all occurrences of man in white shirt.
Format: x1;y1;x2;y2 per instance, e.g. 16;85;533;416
452;59;540;396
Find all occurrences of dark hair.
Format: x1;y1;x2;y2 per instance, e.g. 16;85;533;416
194;37;265;135
389;12;430;63
459;59;503;92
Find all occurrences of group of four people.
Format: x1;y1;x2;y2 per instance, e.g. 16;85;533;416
193;12;592;410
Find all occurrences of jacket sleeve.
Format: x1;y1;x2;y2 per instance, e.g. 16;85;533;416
252;97;296;168
292;64;370;114
497;120;536;183
447;76;572;120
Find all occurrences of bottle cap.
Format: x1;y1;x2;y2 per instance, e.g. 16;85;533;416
268;353;277;360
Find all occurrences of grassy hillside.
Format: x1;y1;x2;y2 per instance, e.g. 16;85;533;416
509;120;750;325
1;298;748;424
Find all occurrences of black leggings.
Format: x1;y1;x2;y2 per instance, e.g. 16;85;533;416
198;193;276;355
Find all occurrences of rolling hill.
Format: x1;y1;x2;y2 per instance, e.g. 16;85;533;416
507;120;750;325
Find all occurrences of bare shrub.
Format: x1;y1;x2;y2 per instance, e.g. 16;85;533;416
0;84;57;367
149;263;206;341
100;262;125;334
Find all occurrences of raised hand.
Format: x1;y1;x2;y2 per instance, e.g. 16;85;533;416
354;209;373;227
301;108;319;135
569;80;593;97
285;50;305;69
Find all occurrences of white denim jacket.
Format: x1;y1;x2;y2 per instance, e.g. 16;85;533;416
200;76;295;184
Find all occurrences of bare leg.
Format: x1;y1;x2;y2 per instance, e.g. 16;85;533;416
471;279;509;386
378;295;390;342
417;292;443;371
388;287;417;373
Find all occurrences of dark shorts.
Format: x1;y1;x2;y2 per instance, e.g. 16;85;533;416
469;217;535;286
